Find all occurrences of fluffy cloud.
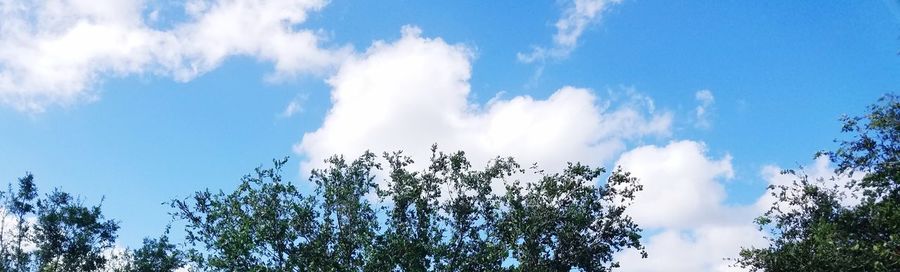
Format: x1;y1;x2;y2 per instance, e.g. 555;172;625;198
613;141;767;272
615;141;744;229
0;0;349;112
294;26;672;178
694;89;715;129
518;0;621;63
614;142;863;272
618;226;765;272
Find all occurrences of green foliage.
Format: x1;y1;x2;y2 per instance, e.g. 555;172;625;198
0;149;643;271
500;165;644;271
0;174;129;272
0;175;185;272
738;93;900;271
33;190;119;272
0;173;39;272
365;151;442;271
826;93;900;199
310;152;380;271
171;157;319;271
0;173;37;271
126;229;185;272
172;146;645;271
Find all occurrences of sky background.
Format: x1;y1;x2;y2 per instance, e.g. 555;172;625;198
1;1;899;271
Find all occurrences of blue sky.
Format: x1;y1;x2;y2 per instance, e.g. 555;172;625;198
1;1;898;271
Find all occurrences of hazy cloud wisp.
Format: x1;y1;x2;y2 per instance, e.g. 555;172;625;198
518;0;622;63
694;89;715;129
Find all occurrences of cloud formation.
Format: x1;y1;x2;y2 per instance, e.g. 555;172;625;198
616;141;743;229
295;26;672;177
0;0;349;112
614;141;766;271
281;93;308;118
518;0;621;63
694;89;715;128
614;142;863;272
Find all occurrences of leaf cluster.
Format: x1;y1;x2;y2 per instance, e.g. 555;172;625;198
738;93;900;271
172;146;646;271
0;174;126;272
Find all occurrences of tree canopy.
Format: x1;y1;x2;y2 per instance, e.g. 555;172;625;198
171;146;645;271
737;93;900;271
0;174;122;272
2;147;645;271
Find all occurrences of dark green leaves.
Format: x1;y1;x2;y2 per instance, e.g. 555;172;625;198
171;157;318;271
173;147;645;271
33;190;120;272
0;174;122;272
738;93;900;272
127;228;185;272
0;173;39;272
500;165;644;271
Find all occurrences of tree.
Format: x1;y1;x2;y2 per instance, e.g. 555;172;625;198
365;151;442;271
0;174;124;272
500;165;644;271
126;228;185;272
172;146;645;271
738;93;900;271
310;153;380;271
171;157;321;271
0;173;39;272
33;190;120;272
431;150;513;271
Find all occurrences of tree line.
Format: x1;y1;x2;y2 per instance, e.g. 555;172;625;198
0;94;897;271
1;148;645;271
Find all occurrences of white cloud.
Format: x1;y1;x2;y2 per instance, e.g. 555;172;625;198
282;100;303;117
613;141;866;272
294;25;672;179
617;226;766;272
518;0;621;63
615;141;743;229
694;89;715;129
613;140;767;272
281;93;308;118
0;0;350;112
